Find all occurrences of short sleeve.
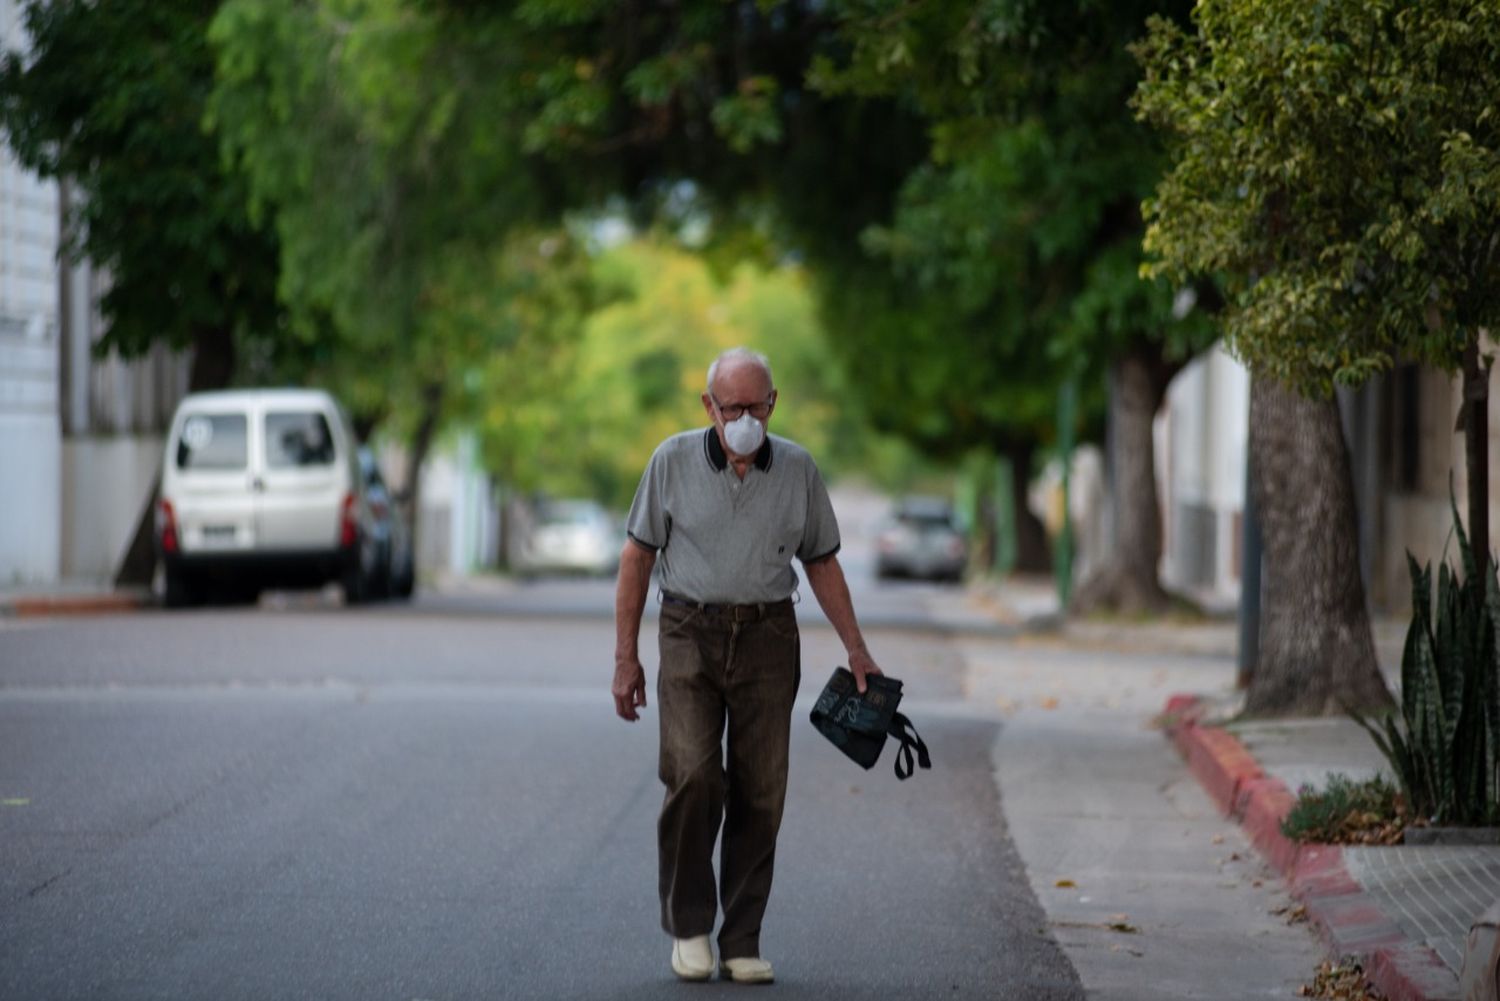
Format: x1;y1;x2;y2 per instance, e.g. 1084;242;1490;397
625;444;670;551
797;461;841;563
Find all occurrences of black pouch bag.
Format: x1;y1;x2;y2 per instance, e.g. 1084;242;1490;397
809;667;931;780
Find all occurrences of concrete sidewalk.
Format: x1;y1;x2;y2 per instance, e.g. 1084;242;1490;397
1167;699;1490;1001
970;577;1487;1000
957;622;1331;998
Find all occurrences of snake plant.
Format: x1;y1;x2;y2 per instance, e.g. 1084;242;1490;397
1351;496;1500;826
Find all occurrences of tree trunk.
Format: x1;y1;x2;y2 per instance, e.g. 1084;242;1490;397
1070;341;1179;615
114;324;237;587
1000;437;1053;574
1462;336;1492;571
400;380;445;561
1245;376;1393;716
187;323;236;393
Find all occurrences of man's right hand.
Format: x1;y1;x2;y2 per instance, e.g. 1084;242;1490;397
613;656;648;722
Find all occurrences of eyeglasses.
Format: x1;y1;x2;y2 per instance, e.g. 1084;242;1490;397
711;395;775;421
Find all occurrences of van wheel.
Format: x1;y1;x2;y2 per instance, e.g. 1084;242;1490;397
164;567;198;608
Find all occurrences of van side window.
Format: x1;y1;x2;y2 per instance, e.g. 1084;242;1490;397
176;414;248;470
266;411;336;468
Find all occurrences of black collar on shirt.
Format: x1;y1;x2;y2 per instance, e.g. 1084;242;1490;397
703;426;773;473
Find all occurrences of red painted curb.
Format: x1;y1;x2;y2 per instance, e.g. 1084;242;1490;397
1238;777;1299;875
1164;694;1461;1001
1369;944;1468;1001
2;593;150;617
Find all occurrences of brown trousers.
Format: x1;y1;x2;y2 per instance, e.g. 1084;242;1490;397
656;597;801;960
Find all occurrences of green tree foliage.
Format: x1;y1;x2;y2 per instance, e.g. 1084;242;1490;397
815;0;1214;599
818;0;1198;356
210;0;949;498
1136;0;1500;556
209;0;551;483
479;237;865;510
0;0;282;389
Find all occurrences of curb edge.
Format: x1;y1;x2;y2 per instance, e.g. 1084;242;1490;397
0;592;152;618
1164;693;1461;1001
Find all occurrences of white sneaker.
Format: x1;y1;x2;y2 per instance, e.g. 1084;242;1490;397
721;956;775;984
671;935;714;981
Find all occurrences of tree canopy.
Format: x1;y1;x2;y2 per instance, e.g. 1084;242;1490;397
1136;0;1500;556
1136;0;1500;390
0;0;282;388
476;234;890;510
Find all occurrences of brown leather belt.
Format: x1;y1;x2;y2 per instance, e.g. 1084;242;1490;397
660;591;794;621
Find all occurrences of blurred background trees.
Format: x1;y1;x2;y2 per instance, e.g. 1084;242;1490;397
1136;0;1500;714
8;0;1494;715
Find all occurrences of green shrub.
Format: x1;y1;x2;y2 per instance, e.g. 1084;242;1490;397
1281;773;1405;845
1351;495;1500;827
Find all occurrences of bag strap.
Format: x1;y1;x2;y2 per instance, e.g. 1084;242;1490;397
888;712;931;780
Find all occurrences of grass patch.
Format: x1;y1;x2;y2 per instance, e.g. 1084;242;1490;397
1281;773;1410;846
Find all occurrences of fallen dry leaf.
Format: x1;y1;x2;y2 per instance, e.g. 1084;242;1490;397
1050;919;1141;936
1272;904;1310;925
1298;958;1386;999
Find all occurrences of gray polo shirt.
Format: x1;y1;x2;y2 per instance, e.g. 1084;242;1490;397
626;427;841;604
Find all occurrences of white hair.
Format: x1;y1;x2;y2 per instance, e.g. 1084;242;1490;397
706;347;774;393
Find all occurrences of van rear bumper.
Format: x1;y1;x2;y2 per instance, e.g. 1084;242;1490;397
164;546;355;589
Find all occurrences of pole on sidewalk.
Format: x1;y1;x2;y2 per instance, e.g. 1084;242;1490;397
1237;448;1262;690
993;457;1016;576
1056;376;1077;608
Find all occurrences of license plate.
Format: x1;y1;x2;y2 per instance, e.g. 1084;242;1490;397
201;524;237;545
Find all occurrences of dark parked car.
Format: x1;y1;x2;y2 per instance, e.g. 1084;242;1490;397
358;447;414;600
875;497;967;583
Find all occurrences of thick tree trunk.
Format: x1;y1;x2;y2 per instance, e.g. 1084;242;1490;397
1000;438;1053;574
1245;376;1393;716
115;324;237;588
1462;336;1492;570
1071;341;1179;615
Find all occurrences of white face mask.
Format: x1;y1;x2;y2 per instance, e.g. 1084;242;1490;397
723;413;766;456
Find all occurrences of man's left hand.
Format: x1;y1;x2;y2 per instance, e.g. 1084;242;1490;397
848;646;883;694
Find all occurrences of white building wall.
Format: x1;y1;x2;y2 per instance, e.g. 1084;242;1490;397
2;4;191;587
416;431;499;578
0;2;62;584
1157;342;1251;602
56;246;188;581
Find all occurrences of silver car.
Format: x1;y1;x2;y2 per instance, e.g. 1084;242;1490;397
874;497;967;583
517;499;622;577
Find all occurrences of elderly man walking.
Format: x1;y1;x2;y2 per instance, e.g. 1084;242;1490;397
612;347;884;984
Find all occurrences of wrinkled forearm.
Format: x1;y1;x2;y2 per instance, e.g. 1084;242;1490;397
803;554;868;658
615;540;656;662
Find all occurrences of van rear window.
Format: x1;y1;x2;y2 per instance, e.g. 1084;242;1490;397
176;414;248;471
266;411;335;468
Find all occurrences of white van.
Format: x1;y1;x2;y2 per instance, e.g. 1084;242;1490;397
156;388;382;607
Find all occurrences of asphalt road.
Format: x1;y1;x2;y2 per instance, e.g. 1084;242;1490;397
0;583;1081;1000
